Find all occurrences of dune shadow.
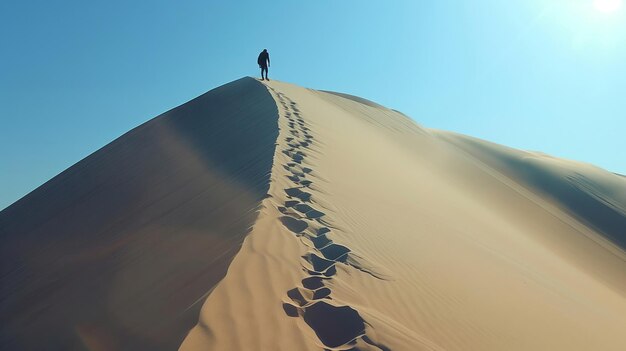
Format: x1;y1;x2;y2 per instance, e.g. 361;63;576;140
454;136;626;251
0;77;279;350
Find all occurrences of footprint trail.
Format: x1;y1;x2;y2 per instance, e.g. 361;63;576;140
266;85;391;351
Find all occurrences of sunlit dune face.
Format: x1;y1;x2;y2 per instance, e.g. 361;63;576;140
593;0;623;13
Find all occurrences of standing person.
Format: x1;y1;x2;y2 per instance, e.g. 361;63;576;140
257;49;270;81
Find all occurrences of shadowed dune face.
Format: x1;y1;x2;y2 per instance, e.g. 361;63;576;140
0;77;278;350
443;134;626;250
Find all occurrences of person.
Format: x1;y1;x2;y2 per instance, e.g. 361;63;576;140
257;49;270;81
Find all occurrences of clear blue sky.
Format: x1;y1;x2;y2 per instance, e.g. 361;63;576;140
2;0;625;210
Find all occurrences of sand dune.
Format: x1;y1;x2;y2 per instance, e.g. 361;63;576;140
0;77;278;350
2;77;626;350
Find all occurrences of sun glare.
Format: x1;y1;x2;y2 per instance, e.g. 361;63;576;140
593;0;623;13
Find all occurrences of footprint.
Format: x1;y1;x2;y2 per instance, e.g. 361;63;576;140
312;287;331;300
323;265;337;277
280;216;308;233
282;303;300;317
287;287;308;306
285;200;299;207
302;276;327;290
303;302;365;349
285;188;312;202
318;227;331;235
304;253;336;272
306;209;325;219
321;244;351;262
294;203;314;213
310;234;332;249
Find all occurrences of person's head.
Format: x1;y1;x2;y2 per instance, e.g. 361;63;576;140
263;49;267;52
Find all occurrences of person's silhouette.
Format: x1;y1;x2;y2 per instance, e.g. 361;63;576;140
257;49;270;81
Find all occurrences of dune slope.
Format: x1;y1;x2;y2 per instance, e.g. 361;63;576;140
0;77;278;350
181;79;626;351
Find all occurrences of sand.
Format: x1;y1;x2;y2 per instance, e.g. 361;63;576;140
2;77;625;350
0;77;278;350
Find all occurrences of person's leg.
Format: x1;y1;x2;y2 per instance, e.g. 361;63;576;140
262;67;268;80
260;66;264;80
